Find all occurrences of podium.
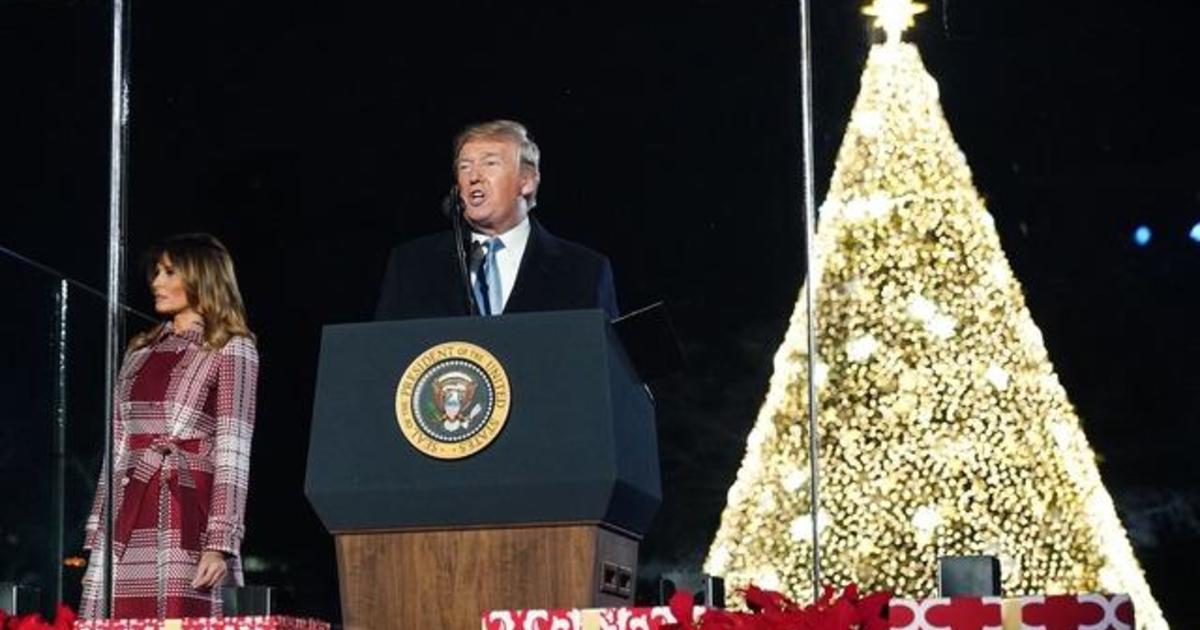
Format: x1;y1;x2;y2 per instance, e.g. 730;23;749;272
305;310;662;630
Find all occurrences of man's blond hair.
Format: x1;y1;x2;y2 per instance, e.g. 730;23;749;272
453;119;541;208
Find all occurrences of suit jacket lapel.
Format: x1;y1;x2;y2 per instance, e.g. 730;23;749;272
505;217;559;313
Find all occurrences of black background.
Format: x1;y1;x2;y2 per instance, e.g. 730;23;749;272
2;0;1197;623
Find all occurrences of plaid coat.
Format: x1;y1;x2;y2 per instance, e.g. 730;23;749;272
80;322;259;619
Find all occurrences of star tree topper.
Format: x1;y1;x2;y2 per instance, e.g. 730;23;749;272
862;0;928;43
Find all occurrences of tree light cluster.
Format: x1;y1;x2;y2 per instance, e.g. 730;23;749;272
704;41;1166;629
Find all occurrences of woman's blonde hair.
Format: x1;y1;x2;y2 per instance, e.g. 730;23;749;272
128;233;254;351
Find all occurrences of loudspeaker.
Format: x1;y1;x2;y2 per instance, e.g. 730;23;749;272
221;585;276;616
657;573;725;608
938;555;1001;597
0;583;40;615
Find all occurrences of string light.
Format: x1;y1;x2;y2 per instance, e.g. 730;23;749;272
1134;225;1153;247
705;29;1167;629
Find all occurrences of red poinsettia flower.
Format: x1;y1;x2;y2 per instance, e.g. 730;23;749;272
667;591;699;630
744;585;802;614
51;603;77;630
855;590;891;630
663;582;890;630
2;603;76;630
7;612;47;630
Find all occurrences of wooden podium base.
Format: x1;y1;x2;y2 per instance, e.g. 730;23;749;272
335;524;639;630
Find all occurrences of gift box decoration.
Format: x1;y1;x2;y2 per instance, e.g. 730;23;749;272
482;605;704;630
888;593;1133;630
73;616;330;630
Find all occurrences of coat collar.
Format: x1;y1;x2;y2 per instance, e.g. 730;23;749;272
155;319;206;346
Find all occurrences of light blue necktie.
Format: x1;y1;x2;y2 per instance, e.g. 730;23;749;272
473;237;505;316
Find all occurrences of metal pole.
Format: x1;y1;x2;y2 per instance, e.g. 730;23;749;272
52;280;69;609
798;0;823;602
103;0;132;618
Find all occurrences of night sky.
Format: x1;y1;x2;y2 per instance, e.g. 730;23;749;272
2;0;1198;624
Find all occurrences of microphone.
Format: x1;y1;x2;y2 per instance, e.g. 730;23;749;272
468;240;485;275
442;185;464;218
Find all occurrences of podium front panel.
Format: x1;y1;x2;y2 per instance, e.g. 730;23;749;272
306;309;659;536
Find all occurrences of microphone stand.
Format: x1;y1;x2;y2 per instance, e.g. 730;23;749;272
447;187;480;315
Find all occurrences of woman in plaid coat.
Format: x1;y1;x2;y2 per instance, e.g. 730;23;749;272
80;234;259;619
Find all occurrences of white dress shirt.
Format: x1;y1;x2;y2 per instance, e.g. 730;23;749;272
470;216;531;313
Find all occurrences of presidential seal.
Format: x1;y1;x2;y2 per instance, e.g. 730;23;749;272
395;341;511;459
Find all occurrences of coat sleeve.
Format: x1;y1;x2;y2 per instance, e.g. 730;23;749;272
84;358;133;551
83;422;120;550
204;336;260;556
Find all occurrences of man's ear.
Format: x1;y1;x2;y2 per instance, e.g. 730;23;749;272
519;170;538;197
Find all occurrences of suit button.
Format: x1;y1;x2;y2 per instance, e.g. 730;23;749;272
121;476;130;486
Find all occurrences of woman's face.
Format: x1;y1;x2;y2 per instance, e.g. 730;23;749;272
150;254;192;316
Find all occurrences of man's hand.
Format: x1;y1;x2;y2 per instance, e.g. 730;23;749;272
191;551;228;589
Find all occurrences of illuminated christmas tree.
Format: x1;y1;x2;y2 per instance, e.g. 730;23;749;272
705;2;1167;627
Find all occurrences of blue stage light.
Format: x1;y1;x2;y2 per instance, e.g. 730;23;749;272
1133;225;1152;246
1190;221;1200;243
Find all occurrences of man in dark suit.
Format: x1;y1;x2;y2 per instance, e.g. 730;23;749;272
375;120;618;321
